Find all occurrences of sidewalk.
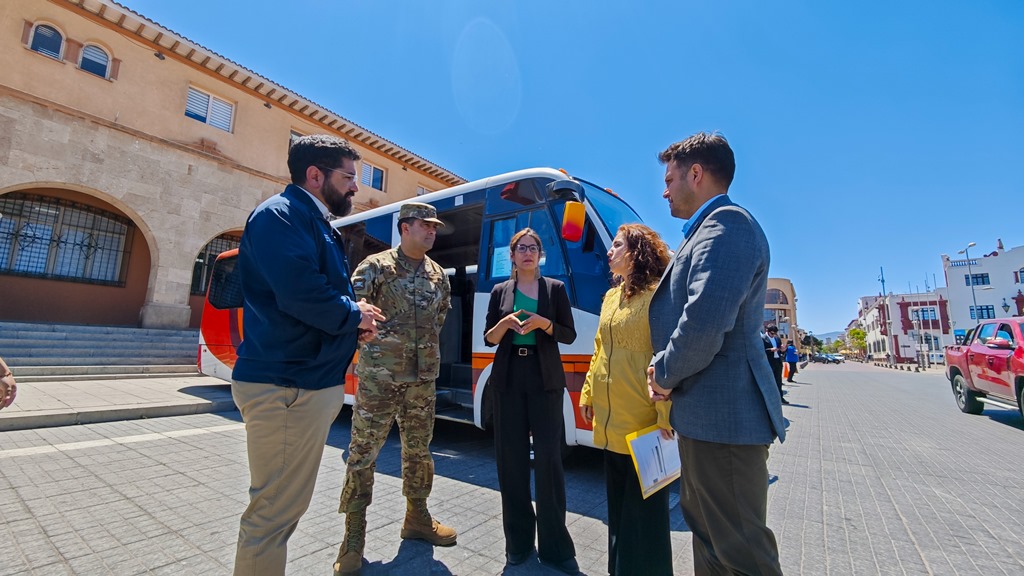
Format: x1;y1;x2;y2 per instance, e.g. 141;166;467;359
0;375;235;431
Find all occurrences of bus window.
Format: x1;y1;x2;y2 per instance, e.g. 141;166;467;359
208;254;243;310
484;209;567;284
339;213;392;268
551;201;610;315
485;178;549;214
428;203;483;270
521;208;567;279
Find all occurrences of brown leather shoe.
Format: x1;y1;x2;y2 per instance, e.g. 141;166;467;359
333;511;366;576
400;513;457;546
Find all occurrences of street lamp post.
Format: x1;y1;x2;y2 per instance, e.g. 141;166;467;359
958;242;979;322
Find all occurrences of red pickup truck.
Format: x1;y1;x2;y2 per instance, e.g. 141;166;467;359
944;319;1024;417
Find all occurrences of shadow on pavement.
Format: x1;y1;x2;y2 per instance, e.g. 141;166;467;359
363;539;454;575
301;407;689;532
179;383;235;402
982;408;1024;431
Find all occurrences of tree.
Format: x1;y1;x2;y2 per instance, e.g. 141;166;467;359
848;328;867;357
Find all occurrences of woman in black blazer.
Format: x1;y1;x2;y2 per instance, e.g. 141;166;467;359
484;228;578;575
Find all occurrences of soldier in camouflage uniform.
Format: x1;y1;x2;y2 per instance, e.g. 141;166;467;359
334;202;455;576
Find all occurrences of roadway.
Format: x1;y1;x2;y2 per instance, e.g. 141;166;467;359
1;362;1023;575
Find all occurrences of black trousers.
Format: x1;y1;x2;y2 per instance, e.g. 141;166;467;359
493;353;575;562
678;436;782;576
604;450;672;576
786;361;797;382
768;357;784;395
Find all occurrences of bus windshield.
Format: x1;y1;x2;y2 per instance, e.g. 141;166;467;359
578;179;643;236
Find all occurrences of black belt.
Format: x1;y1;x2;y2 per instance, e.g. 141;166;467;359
514;346;537;356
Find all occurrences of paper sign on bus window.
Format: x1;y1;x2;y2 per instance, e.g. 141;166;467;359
491;249;511;278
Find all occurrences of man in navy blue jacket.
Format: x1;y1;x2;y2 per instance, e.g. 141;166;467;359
231;134;384;576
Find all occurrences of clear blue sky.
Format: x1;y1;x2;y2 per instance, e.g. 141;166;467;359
121;0;1024;334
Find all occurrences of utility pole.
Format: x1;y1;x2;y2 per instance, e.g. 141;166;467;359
879;267;894;365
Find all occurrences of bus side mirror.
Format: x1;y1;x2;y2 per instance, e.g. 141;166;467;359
562;201;585;242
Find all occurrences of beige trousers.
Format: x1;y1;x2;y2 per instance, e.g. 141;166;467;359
231;380;346;576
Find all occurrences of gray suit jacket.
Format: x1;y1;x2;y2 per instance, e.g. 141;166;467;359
649;195;785;445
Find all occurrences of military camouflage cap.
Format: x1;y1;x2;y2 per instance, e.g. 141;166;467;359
398;202;444;226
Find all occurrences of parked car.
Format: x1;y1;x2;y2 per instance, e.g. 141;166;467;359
811;353;840;364
944;320;1024;417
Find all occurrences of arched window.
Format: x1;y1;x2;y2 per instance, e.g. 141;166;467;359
80;44;109;78
30;24;63;59
0;193;133;285
766;288;789;305
191;233;241;295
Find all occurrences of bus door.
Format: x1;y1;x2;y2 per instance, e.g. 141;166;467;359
420;191;487;423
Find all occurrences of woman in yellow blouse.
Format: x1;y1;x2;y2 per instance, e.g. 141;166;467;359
579;223;673;576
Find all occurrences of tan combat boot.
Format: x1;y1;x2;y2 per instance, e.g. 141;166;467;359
333;510;366;576
400;498;457;546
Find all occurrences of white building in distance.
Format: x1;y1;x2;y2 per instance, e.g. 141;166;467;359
941;239;1024;341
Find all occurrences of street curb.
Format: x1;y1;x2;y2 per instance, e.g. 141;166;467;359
0;399;238;432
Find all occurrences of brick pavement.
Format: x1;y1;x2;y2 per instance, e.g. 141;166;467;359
2;363;1024;574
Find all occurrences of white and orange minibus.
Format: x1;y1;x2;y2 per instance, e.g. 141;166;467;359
199;168;645;451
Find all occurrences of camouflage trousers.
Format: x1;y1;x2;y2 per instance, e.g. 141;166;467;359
338;377;436;513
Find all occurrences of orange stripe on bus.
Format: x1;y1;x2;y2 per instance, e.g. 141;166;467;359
471;352;593;373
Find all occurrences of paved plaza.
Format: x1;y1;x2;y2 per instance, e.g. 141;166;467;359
2;363;1024;575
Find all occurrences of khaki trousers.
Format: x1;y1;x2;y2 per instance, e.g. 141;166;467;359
231;381;345;576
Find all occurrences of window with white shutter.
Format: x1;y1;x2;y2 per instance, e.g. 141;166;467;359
80;44;109;78
208;97;233;131
361;161;385;191
184;86;234;133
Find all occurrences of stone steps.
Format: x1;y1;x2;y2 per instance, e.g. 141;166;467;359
0;321;199;373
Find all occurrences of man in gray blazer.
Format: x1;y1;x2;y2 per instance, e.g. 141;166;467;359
647;132;785;575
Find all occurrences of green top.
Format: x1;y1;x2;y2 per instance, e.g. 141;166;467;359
511;289;538;345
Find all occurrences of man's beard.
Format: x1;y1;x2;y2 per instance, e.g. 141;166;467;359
323;180;353;217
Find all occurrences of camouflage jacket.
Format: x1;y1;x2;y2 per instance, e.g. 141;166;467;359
352;247;451;381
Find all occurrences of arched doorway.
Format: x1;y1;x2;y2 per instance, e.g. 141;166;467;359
0;188;152;326
188;231;241;327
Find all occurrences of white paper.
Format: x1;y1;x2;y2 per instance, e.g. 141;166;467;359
626;427;681;498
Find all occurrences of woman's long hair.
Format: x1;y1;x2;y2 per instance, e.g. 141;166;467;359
509;228;543;281
614;224;670;299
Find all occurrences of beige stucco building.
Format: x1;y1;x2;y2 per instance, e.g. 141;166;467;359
0;0;463;329
764;278;799;342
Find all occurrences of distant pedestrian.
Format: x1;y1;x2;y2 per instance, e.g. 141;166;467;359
763;325;787;404
785;341;800;382
579;223;673;576
647;132;785;576
0;356;16;410
484;228;579;575
334;202;455;576
230;134;385;576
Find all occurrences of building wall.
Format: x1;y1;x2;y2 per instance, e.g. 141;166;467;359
765;278;798;341
0;0;460;328
857;291;951;364
941;242;1024;332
